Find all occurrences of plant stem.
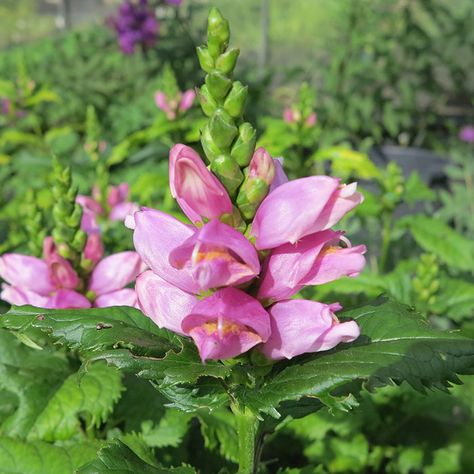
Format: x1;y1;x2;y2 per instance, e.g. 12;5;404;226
231;404;260;474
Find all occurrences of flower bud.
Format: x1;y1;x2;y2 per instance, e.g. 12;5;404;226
201;123;222;162
215;48;240;74
210;155;243;196
198;85;218;117
205;71;232;100
236;148;275;220
230;122;257;166
209;108;238;149
196;45;215;73
223;81;248;118
71;229;87;253
179;90;195;112
207;7;230;59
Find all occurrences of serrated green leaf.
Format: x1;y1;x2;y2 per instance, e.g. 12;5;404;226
398;215;474;272
0;437;100;474
28;362;123;442
236;301;474;416
142;409;192;448
77;440;195;474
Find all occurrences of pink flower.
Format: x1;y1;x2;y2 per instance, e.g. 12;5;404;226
305;112;317;127
155;89;195;120
261;300;360;360
0;240;142;309
182;288;271;361
252;177;363;250
258;230;366;302
269;158;289;192
169;144;232;224
77;182;139;231
283;107;296;124
459;125;474;143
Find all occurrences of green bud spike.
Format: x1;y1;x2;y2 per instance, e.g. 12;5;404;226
23;190;46;257
207;7;230;59
211;155;243;197
205;71;232;100
209;109;238;149
216;48;240;74
198;85;218;117
196;46;215;73
224;82;248;118
71;229;87;253
231;123;257;166
201;123;222;162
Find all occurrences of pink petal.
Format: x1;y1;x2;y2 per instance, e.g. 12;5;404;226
95;288;138;308
0;254;55;295
132;209;199;294
258;230;340;302
169;220;260;291
283;107;295;123
154;91;170;113
89;251;142;295
46;289;91;309
269;158;289;193
109;201;140;222
248;147;275;185
261;299;359;360
305;112;317;127
182;287;271;361
107;183;130;207
1;284;49;307
302;244;367;286
136;270;197;335
169;144;232;224
84;233;104;265
76;195;104;215
252;176;340;250
178;89;196;111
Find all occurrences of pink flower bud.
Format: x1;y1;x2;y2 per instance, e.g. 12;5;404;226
283;107;295;124
179;89;196;112
249;147;275;185
169;144;232;224
42;237;80;290
305;111;317;127
84;233;104;265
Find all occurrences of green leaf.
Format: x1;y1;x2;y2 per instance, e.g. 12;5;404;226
77;440;195;474
236;300;474;416
1;307;230;400
141;409;193;448
433;277;474;322
28;362;123;442
199;408;238;463
398;215;474;272
0;437;100;474
404;171;437;204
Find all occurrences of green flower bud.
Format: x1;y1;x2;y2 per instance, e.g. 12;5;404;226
220;206;246;233
198;84;218;117
236;178;268;220
205;71;232;100
224;81;248;118
201;123;222;162
71;229;87;253
230;122;257;166
210;155;243;196
196;46;215;73
216;48;240;75
209;108;238;150
207;7;230;59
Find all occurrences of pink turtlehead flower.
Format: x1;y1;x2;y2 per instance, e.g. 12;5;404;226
252;177;363;250
261;300;360;360
258;230;366;302
131;208;259;293
459;125;474;143
77;183;139;232
182;288;271;361
283;107;317;127
132;143;364;362
154;89;195;120
0;240;142;309
169;144;232;224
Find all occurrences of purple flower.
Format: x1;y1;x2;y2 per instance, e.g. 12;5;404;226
108;0;159;55
459;125;474;143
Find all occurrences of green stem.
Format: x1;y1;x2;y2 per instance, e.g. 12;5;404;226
379;211;393;273
232;404;260;474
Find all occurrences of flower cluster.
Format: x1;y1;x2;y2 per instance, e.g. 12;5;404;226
0;237;141;309
77;183;139;234
283;107;317;128
108;0;159;55
155;89;195;120
129;144;366;361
